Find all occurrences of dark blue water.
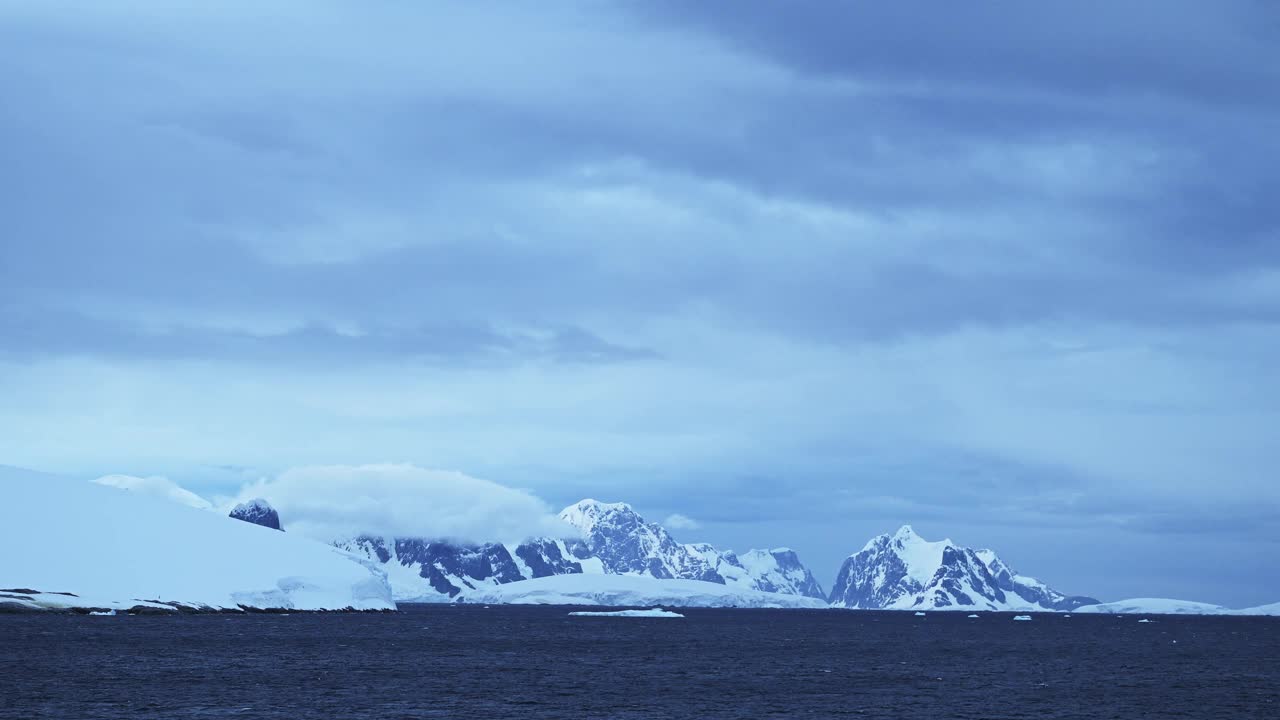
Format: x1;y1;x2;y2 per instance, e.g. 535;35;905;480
2;606;1276;719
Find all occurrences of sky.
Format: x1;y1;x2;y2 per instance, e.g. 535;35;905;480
2;1;1278;607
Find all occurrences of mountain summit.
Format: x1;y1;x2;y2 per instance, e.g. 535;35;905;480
828;525;1097;611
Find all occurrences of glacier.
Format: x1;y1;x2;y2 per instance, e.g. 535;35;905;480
0;467;395;613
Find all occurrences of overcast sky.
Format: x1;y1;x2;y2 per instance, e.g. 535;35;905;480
2;1;1278;606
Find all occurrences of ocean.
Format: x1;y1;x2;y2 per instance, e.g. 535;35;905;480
2;605;1276;719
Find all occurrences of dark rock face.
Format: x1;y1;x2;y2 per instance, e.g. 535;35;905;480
229;500;282;531
394;540;526;598
513;538;585;579
917;546;1007;609
338;537;592;599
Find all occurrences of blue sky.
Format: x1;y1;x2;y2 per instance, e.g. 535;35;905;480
2;1;1278;606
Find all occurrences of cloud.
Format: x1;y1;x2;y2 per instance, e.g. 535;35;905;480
1;2;1279;607
92;474;212;510
664;513;702;531
229;463;570;544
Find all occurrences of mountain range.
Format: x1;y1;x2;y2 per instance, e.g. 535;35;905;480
5;468;1271;615
244;497;1093;611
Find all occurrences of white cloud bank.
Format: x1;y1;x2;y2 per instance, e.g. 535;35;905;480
93;474;213;510
231;463;569;544
664;513;702;531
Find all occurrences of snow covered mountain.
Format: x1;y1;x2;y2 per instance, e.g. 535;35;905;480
559;500;826;599
0;468;394;613
829;525;1097;611
460;574;829;609
230;498;283;531
335;499;825;603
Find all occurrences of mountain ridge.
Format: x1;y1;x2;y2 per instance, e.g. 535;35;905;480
337;498;827;603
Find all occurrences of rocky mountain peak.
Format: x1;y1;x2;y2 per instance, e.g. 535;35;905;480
229;499;282;531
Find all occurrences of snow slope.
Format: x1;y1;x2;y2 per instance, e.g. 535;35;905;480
457;573;830;608
1238;602;1280;616
1074;598;1233;615
0;468;395;612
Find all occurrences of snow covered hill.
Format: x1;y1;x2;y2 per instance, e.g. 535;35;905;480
828;525;1097;612
1075;598;1230;615
1239;602;1280;616
0;468;395;613
459;573;829;609
1075;598;1280;616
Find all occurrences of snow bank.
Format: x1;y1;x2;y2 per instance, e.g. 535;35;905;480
1235;602;1280;616
0;467;395;612
456;573;829;608
568;608;684;618
1074;598;1232;616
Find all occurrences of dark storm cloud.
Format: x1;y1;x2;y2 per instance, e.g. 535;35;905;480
4;0;1277;356
636;1;1280;106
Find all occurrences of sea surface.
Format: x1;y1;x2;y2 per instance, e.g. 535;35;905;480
2;605;1276;719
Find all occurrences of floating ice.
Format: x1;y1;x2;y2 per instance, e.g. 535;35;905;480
914;611;927;617
1012;615;1033;621
459;573;827;609
568;608;684;618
